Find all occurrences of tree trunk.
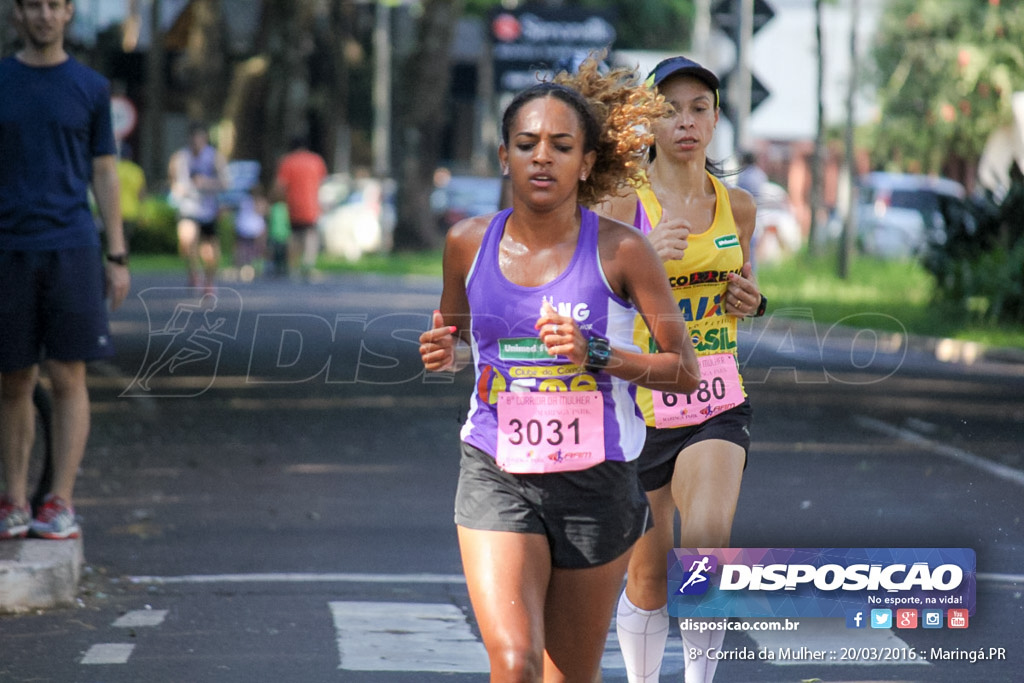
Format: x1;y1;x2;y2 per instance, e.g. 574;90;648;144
141;0;166;182
180;0;229;124
256;0;317;182
838;0;860;279
312;0;357;175
392;0;464;251
221;56;269;162
808;0;825;254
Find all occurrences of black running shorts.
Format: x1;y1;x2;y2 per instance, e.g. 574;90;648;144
637;400;752;492
454;442;651;569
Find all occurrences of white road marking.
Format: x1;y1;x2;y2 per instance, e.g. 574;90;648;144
127;571;1017;588
976;572;1024;584
112;609;169;628
128;572;466;585
120;573;1018;673
329;601;489;673
855;415;1024;487
81;643;135;665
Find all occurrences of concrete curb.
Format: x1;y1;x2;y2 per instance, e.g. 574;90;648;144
0;536;83;614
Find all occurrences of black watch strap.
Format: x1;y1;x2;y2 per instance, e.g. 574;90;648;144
754;294;767;318
584;334;612;373
106;253;129;266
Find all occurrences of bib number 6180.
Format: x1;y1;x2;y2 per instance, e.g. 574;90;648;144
652;353;743;428
661;376;728;406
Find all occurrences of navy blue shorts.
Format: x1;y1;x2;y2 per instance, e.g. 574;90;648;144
637;400;752;492
454;442;651;569
197;220;219;238
0;247;114;372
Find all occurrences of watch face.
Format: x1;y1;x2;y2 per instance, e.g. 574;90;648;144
586;335;612;371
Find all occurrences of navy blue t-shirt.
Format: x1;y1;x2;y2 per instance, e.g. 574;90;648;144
0;56;116;250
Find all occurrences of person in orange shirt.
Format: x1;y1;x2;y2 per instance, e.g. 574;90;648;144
273;135;327;280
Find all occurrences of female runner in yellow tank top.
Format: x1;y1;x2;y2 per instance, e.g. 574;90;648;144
597;56;766;683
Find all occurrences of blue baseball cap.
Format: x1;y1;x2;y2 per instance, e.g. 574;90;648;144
645;56;720;108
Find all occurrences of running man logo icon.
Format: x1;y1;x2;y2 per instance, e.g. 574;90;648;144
123;288;243;398
676;554;718;595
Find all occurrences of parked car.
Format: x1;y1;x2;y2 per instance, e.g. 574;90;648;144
432;175;503;229
856;172;972;260
751;181;804;264
319;174;396;261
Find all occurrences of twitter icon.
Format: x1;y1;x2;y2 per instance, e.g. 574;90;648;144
870;609;893;629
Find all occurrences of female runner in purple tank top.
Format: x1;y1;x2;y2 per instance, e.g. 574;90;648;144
419;58;700;682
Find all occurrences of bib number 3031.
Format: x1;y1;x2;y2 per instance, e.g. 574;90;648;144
652;353;743;428
496;391;605;473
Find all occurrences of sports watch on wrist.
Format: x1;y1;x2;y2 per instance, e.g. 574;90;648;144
754;294;768;318
584;333;612;373
106;253;129;266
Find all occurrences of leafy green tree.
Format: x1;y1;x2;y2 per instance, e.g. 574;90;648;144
867;0;1024;176
871;0;1024;324
578;0;694;50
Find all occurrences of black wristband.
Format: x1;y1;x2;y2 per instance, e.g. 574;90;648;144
754;294;767;318
584;334;612;373
106;253;129;266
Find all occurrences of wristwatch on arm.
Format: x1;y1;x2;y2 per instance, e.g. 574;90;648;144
106;253;129;266
584;333;612;373
754;294;768;318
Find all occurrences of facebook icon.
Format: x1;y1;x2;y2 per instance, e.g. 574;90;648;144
846;610;867;629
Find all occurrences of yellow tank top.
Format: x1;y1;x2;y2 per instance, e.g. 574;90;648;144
633;173;746;426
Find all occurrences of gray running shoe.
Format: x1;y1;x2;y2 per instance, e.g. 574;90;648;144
30;495;81;540
0;498;31;539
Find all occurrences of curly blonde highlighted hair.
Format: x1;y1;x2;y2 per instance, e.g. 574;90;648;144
500;54;669;207
555;55;670;206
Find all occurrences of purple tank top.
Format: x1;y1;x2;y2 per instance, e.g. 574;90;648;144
459;207;645;464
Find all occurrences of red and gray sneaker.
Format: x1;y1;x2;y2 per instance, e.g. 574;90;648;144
30;495;81;540
0;497;31;539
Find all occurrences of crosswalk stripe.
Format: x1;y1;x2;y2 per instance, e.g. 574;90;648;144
330;601;490;673
74;598;942;674
113;609;169;628
129;572;466;585
81;643;135;665
127;571;1013;587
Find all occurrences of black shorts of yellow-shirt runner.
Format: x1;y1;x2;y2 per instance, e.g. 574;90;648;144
454;442;652;569
637;400;752;492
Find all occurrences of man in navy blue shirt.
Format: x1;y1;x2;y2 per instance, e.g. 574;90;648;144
0;0;130;540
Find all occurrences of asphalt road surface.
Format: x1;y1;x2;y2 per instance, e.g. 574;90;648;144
1;272;1021;682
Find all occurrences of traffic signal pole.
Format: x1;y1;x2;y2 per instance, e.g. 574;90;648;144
731;0;754;154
